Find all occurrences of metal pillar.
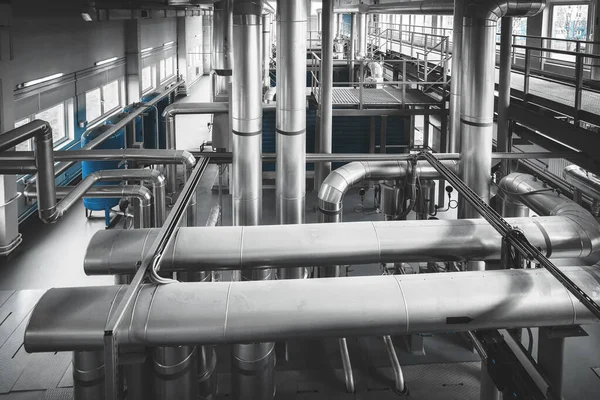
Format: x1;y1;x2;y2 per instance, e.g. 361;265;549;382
231;1;275;397
262;13;272;92
213;0;233;98
73;351;105;400
315;0;334;191
276;0;308;280
202;10;213;75
448;0;464;153
350;13;357;80
356;12;367;59
538;327;565;397
497;17;513;177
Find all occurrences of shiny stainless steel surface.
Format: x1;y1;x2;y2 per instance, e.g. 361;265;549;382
497;17;513;176
448;0;464;153
25;266;600;351
73;351;105;400
318;160;458;221
335;1;453;14
24;185;153;229
213;0;233;95
276;0;308;280
232;3;274;398
84;215;600;275
262;13;272;91
356;12;367;59
152;346;198;400
202;10;212;75
564;165;600;201
315;0;334;191
383;335;406;394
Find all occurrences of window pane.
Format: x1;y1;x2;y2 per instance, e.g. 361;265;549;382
103;80;120;113
15;118;32;151
86;88;102;122
551;4;589;61
166;56;174;78
159;59;167;82
142;66;154;92
36;103;66;144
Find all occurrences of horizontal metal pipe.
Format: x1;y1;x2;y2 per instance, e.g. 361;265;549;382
25;266;600;352
84;215;598;275
190;152;582;163
334;0;454;14
41;169;166;225
318;160;458;217
24;185;153;229
40;83;183;182
563;165;600;201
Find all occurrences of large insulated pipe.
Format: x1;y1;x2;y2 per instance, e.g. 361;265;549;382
563;165;600;202
212;0;233;95
458;0;545;221
276;0;308;280
84;215;600;275
232;1;274;398
335;1;453;14
315;0;334;191
448;0;464;153
0;120;56;222
262;13;272;91
356;12;367;59
318;160;458;223
25;266;600;352
24;185;153;229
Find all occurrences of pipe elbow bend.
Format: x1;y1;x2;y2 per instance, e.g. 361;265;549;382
148;170;167;187
178;150;197;169
162;105;177;119
39;207;61;224
133;185;154;208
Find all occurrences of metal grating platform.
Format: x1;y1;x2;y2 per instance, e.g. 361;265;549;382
315;87;440;108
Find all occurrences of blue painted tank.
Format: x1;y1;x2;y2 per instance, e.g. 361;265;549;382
81;122;125;217
140;93;171;150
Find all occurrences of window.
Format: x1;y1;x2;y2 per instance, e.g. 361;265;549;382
142;65;155;93
85;79;123;124
550;4;589;61
14;118;32;151
160;57;175;82
15;100;73;151
86;88;102;122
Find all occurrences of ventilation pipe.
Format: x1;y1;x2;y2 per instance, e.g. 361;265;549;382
448;0;464;153
231;0;275;398
563;165;600;203
262;12;272;92
356;12;367;59
212;0;233;97
459;0;545;222
318;160;458;223
276;0;308;280
315;0;334;191
25;266;600;352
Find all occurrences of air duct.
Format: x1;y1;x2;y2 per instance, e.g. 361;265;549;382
563;165;600;202
232;0;274;397
25;266;600;352
276;0;308;280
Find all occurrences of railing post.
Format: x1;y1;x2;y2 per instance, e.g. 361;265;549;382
402;60;407;108
574;41;583;125
524;47;531;100
359;61;364;110
512;34;517;64
410;32;414;58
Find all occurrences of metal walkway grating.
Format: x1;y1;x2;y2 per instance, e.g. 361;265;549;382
315;87;440;108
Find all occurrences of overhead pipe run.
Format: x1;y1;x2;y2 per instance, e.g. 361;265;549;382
0;120;57;222
334;1;453;15
318;160;458;223
25;266;600;352
84;214;600;275
276;0;308;280
563;165;600;205
24;185;154;229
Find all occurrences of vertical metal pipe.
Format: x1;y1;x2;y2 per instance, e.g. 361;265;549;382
165;116;178;196
35;126;58;222
202;10;213;75
350;13;357;78
458;18;496;221
213;0;234;96
276;0;308;280
315;0;334;191
448;0;464;153
497;17;513;177
356;12;367;59
232;1;275;397
152;346;198;400
262;13;272;92
73;351;105;400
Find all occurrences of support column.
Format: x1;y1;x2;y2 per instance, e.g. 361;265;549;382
276;0;308;280
231;1;275;397
356;12;367;59
0;4;21;255
350;13;357;80
202;10;212;75
314;0;334;191
262;13;272;92
125;20;142;104
448;0;464;153
497;17;513;178
538;327;565;397
213;0;233;99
